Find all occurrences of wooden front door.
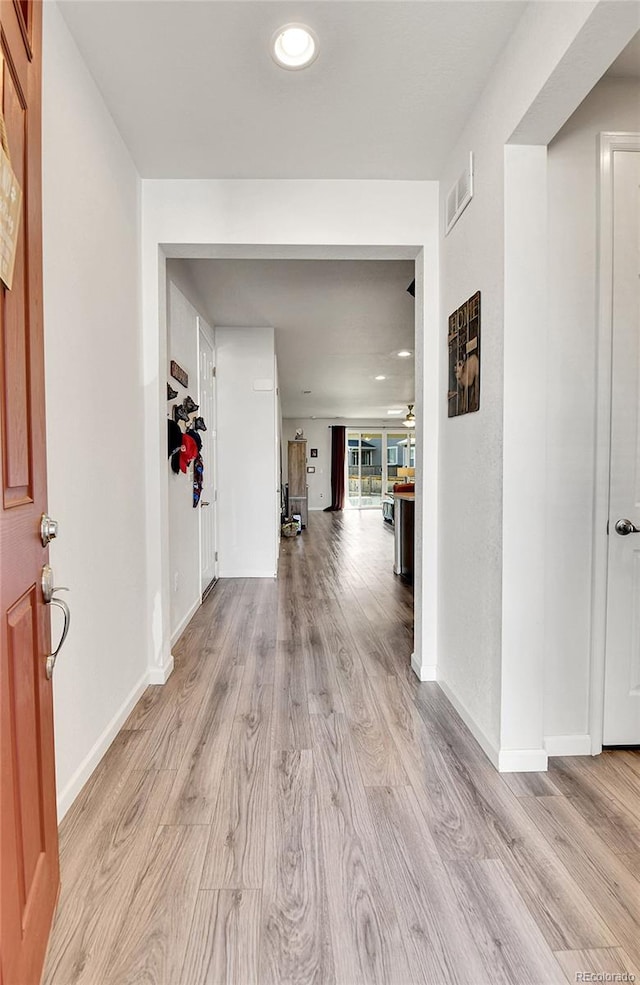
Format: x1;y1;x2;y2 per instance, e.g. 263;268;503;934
0;3;60;984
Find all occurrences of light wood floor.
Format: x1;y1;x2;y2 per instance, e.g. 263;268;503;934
44;511;640;985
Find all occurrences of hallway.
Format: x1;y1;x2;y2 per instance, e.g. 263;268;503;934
44;512;640;985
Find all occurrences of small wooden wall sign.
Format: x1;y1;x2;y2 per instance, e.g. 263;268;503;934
170;360;188;388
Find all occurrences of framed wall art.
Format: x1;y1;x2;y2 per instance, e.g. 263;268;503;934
448;290;480;417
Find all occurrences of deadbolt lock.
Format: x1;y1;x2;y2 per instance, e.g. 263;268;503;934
40;514;59;547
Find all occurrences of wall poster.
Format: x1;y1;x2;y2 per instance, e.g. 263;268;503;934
448;290;480;417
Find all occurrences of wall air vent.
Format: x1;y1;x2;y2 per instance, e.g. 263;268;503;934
445;152;474;236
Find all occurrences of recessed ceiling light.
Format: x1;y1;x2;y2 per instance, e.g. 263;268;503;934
375;375;386;381
271;24;318;70
387;409;403;415
397;350;412;358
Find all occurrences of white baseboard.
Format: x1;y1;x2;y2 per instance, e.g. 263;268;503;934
411;652;437;681
437;678;500;769
498;748;548;772
56;667;151;822
170;597;201;647
149;652;174;685
218;569;277;579
544;733;591;757
436;678;549;772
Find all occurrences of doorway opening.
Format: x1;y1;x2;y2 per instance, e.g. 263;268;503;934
151;241;438;689
158;247;428;678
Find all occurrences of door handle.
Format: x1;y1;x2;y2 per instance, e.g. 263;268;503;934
41;565;71;677
41;564;69;603
615;518;640;536
45;596;71;679
201;501;210;507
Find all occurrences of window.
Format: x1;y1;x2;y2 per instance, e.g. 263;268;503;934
347;432;383;508
347;431;416;507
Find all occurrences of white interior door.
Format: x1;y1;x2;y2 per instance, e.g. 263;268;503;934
198;323;217;593
603;149;640;745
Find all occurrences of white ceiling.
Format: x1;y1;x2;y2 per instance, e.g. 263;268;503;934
171;258;416;418
58;0;527;179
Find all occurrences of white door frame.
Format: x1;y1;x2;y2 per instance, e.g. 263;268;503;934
197;318;218;593
589;131;640;755
152;240;435;686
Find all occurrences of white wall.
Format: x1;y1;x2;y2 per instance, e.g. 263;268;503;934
500;144;548;768
42;2;147;817
167;280;201;640
438;5;575;756
544;77;640;747
216;327;278;577
166;258;211;327
437;2;638;767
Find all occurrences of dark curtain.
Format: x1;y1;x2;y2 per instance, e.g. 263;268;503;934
324;425;346;511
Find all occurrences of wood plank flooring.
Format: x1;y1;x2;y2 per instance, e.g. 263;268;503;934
44;511;640;985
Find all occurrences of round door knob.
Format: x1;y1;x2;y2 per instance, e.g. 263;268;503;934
40;514;59;547
615;518;640;536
